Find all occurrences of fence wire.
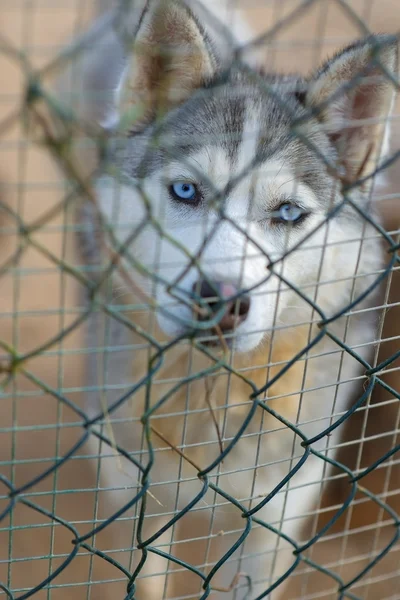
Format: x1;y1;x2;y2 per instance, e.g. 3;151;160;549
0;1;400;599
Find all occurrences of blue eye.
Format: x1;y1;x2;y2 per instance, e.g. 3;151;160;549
277;202;306;223
170;181;198;202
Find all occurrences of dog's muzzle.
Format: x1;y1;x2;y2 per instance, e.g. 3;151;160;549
192;279;251;334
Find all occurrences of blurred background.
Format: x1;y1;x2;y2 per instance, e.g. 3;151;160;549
0;1;398;599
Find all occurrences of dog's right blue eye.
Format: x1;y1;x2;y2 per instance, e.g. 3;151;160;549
170;182;198;202
278;202;304;222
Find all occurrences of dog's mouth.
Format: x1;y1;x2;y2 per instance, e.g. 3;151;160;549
190;316;251;351
193;327;234;349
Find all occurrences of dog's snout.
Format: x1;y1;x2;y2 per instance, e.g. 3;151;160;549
193;279;251;332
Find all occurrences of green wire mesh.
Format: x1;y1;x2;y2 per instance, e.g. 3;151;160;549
0;1;399;599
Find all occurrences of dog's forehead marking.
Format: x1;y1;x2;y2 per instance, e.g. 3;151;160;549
154;94;323;214
163;100;287;192
234;105;262;174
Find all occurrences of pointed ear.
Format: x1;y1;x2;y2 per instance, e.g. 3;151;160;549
127;0;220;127
59;0;231;131
305;35;398;184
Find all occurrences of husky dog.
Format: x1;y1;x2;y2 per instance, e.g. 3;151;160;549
62;1;397;598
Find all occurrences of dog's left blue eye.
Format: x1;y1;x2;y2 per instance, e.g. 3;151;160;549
277;203;305;223
170;182;197;202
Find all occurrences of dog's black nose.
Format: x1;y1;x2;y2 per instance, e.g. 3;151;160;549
193;279;251;332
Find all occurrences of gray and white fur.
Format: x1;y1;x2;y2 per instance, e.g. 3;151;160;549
59;1;398;598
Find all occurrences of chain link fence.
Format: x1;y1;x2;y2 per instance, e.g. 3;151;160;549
0;1;399;599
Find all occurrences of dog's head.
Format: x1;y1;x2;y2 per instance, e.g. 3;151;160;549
70;0;397;352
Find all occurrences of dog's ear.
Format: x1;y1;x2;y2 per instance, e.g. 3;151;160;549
126;0;221;127
305;35;398;183
60;0;233;131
